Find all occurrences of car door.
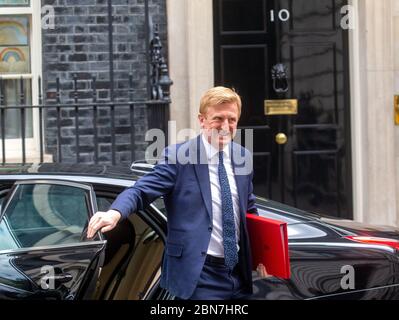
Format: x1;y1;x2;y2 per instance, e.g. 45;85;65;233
0;179;106;300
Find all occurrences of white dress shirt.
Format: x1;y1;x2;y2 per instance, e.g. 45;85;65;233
201;135;241;258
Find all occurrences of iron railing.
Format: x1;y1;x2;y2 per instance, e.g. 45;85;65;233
0;75;169;166
0;21;172;166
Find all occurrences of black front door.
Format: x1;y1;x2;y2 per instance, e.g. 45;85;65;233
214;0;352;218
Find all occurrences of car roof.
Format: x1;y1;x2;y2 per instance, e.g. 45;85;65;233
0;163;322;224
0;163;140;182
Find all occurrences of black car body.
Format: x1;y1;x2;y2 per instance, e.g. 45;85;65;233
0;163;399;300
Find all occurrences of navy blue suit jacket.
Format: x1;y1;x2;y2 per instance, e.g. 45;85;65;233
111;136;258;299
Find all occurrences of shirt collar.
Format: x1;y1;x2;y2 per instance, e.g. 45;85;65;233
201;134;230;161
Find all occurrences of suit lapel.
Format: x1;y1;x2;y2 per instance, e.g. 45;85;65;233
231;142;247;220
191;136;213;221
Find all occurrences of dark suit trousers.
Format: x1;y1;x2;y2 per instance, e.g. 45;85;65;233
185;256;251;300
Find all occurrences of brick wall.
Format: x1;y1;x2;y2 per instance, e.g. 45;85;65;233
41;0;168;164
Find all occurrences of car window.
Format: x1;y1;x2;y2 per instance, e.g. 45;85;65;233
0;192;6;210
96;196;114;212
0;187;11;204
152;198;166;215
0;183;90;250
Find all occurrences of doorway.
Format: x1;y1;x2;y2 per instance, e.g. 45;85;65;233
214;0;352;218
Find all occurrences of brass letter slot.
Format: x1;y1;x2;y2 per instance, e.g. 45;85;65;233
395;95;399;126
265;99;298;116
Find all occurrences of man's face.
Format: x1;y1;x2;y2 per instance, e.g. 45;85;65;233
198;102;240;149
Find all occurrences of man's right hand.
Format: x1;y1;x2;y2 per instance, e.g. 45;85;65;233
87;209;122;239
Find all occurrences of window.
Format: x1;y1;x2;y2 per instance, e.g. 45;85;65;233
0;0;42;160
0;1;30;6
0;183;90;250
96;196;114;212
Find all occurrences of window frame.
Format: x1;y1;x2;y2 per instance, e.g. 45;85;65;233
0;1;30;8
0;0;43;162
0;179;103;253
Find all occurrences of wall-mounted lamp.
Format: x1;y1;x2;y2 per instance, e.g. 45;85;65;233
395;95;399;126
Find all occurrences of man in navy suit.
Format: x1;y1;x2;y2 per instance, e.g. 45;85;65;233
88;87;258;300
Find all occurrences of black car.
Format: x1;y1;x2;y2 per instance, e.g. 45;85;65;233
1;163;399;300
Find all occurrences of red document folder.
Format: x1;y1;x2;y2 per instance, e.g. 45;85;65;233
246;214;291;279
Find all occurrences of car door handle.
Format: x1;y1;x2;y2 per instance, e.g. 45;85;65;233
48;273;73;284
40;272;73;290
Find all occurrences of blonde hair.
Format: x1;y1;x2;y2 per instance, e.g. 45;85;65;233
199;86;242;117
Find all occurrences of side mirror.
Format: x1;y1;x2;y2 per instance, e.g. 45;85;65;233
130;160;155;176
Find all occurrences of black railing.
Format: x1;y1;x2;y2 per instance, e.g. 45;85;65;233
0;75;170;166
0;20;172;166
